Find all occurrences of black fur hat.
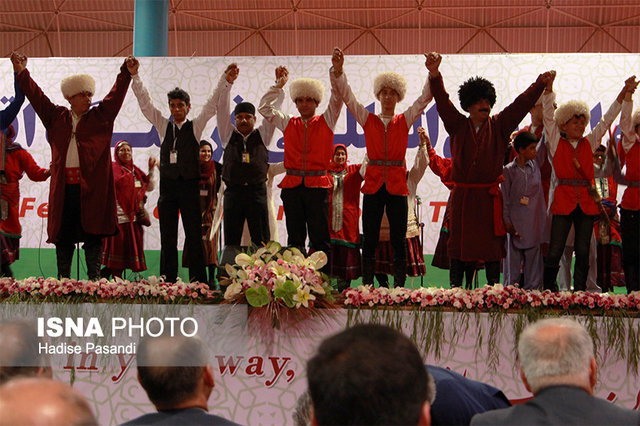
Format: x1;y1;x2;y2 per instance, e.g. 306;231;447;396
458;76;496;112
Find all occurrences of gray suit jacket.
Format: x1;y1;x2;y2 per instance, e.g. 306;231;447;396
470;385;640;425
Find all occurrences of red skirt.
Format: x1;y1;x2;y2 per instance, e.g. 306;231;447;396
329;242;361;280
102;221;146;272
375;235;426;277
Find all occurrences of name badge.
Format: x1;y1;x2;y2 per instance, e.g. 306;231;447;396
242;152;250;163
200;189;208;196
519;196;529;206
170;150;178;164
134;180;142;188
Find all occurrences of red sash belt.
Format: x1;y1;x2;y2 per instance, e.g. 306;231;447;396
454;176;505;236
65;167;81;184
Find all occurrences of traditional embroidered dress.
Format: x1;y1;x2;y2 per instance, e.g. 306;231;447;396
328;145;364;282
102;141;154;276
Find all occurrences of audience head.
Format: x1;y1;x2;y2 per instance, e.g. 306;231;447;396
290;78;324;120
593;144;606;166
554;100;590;139
307;324;433;425
0;320;51;385
514;131;538;159
199;140;213;164
633;109;640;133
292;390;313;426
518;318;596;395
114;140;132;165
332;144;347;166
233;102;257;136
167;87;191;123
136;332;214;411
0;377;97;425
458;76;496;122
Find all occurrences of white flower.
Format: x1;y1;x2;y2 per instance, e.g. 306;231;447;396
306;251;328;270
224;282;243;299
293;285;316;308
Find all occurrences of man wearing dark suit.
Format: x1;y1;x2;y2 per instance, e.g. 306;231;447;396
121;333;237;425
471;318;640;425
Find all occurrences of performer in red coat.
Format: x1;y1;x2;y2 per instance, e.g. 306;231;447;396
11;52;131;280
333;49;433;287
259;50;344;259
101;140;156;280
618;85;640;293
0;125;50;277
425;52;552;286
327;144;364;290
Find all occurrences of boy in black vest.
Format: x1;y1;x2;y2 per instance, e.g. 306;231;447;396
126;56;225;283
217;64;281;256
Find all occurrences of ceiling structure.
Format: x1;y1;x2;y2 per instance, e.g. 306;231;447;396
1;0;640;58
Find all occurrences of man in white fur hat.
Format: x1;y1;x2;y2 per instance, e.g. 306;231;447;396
541;72;636;291
11;52;131;281
332;49;433;288
258;50;344;260
618;82;640;293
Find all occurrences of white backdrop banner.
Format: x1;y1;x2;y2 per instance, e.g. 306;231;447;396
1;53;637;252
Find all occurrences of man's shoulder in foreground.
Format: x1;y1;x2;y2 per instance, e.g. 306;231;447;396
121;407;239;426
471;386;640;426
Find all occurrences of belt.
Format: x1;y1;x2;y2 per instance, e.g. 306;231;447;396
65;167;81;184
626;180;640;188
286;169;327;177
558;178;590;186
369;160;404;167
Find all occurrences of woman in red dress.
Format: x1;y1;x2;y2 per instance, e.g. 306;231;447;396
101;140;156;279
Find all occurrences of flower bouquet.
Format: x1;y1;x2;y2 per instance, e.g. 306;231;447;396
222;241;336;335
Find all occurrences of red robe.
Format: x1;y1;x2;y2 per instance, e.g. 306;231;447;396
618;138;640;211
328;163;363;245
430;73;545;262
16;62;131;243
0;147;49;237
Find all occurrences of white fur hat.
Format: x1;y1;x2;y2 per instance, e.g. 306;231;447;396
60;74;96;99
554;100;590;126
374;72;407;101
632;110;640;129
290;78;324;104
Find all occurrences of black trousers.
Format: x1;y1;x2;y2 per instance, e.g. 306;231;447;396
158;177;206;283
56;184;103;280
281;185;330;255
223;183;270;247
544;206;596;291
620;208;639;292
361;185;408;286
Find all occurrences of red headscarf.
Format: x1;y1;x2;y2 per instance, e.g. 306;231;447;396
112;140;149;219
329;144;348;173
199;140;216;180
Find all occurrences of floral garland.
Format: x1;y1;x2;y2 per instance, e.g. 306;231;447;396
0;276;218;303
343;284;640;311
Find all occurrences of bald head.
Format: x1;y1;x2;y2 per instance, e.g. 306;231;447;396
518;318;595;394
0;377;96;425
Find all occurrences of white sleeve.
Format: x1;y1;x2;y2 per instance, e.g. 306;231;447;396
258;86;291;132
216;74;234;148
403;78;433;127
334;71;369;127
131;74;169;140
619;100;637;153
322;70;345;131
585;99;622;152
408;145;428;184
542;91;561;158
257;89;284;148
192;75;226;141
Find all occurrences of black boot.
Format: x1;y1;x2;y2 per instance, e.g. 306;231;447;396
56;244;75;279
362;257;375;285
464;263;477;289
84;241;103;281
207;265;219;290
543;266;560;292
393;259;406;289
375;273;389;288
485;261;500;286
450;259;464;288
1;263;13;278
625;264;639;293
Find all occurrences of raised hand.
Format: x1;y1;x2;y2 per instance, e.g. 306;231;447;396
425;52;442;75
275;66;289;88
148;156;158;170
541;70;556;91
126;56;139;75
225;63;239;84
417;126;431;149
332;48;344;74
10;52;27;74
624;75;638;94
